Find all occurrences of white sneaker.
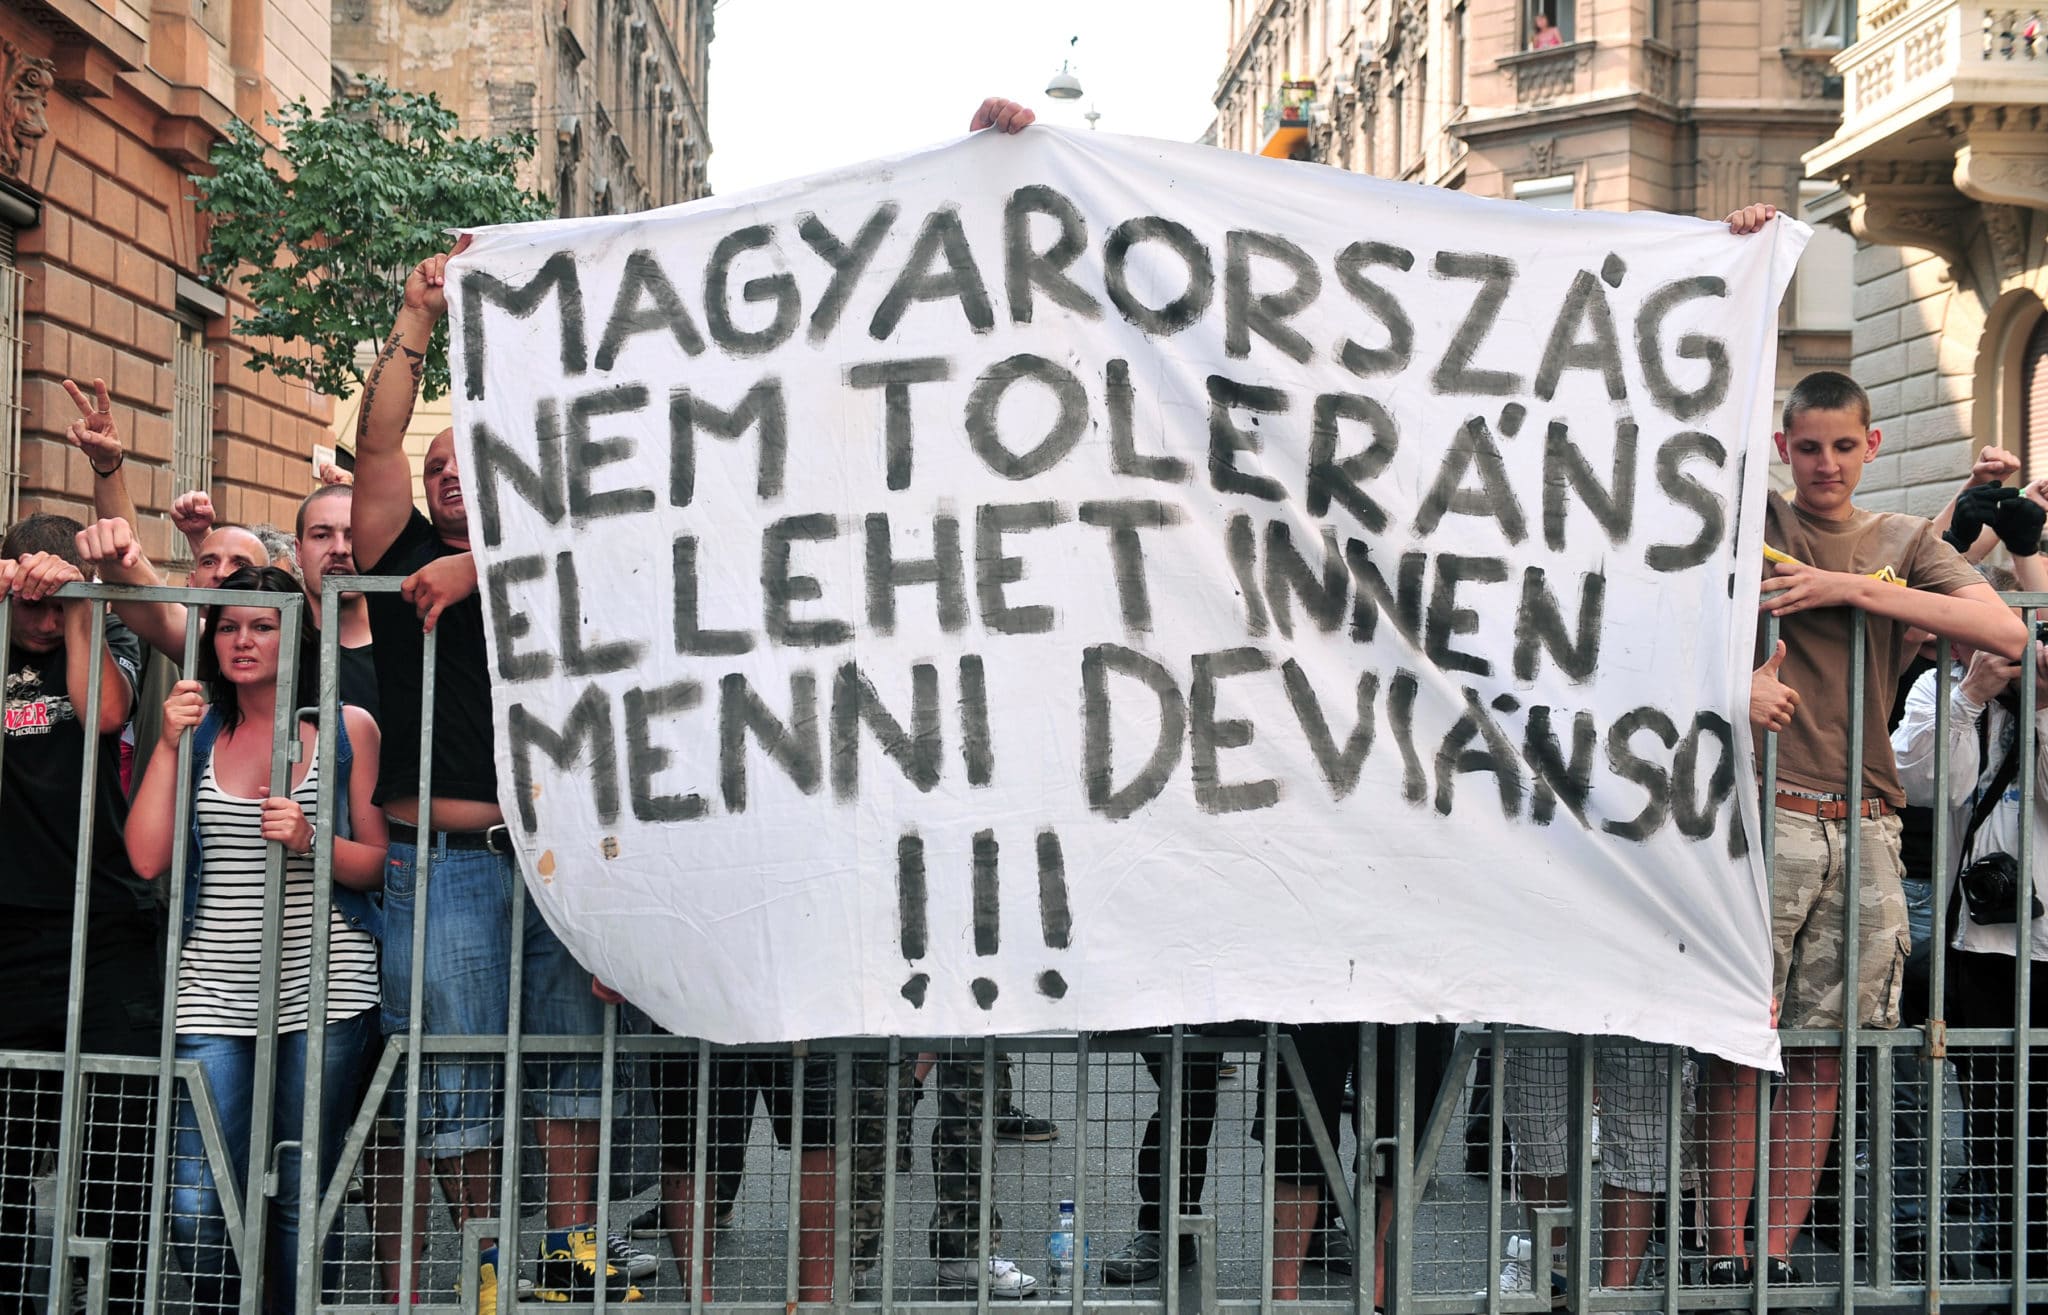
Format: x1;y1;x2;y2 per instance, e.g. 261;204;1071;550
936;1256;1040;1298
1487;1237;1565;1309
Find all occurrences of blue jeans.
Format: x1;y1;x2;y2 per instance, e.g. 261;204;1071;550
378;837;606;1157
169;1008;379;1314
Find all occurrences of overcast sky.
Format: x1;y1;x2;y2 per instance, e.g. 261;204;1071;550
705;1;1228;196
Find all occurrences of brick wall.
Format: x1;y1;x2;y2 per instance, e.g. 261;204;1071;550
5;2;335;568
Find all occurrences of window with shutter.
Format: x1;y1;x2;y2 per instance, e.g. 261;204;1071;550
0;226;23;523
2024;314;2048;477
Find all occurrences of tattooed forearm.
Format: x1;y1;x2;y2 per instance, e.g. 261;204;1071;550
356;328;425;450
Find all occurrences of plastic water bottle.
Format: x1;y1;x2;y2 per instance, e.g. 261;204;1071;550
1047;1199;1077;1290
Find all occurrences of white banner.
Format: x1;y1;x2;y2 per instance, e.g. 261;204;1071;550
448;127;1804;1068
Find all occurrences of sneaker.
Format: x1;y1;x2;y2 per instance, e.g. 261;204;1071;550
935;1255;1040;1298
534;1228;644;1303
1702;1257;1750;1286
474;1247;535;1309
606;1231;660;1280
1494;1238;1567;1309
1102;1232;1197;1284
993;1105;1059;1142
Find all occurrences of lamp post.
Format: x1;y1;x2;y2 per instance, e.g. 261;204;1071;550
1046;35;1083;100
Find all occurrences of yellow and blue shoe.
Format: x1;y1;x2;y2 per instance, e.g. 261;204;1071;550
534;1227;644;1303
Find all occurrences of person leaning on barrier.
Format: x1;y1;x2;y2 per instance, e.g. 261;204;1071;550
348;239;643;1309
1705;366;2028;1290
121;565;387;1313
1891;535;2048;1289
0;515;160;1315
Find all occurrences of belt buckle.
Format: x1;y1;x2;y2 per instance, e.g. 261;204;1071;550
483;824;513;856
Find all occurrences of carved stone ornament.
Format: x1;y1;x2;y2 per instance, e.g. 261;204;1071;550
338;0;369;20
404;0;454;17
1981;203;2027;283
0;39;55;182
1529;136;1559;175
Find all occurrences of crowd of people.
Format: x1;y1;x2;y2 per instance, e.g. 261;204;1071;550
3;95;2047;1314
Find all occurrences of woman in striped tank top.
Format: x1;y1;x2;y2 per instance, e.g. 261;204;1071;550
125;565;388;1313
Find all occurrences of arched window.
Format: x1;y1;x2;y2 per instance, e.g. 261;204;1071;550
2025;313;2048;471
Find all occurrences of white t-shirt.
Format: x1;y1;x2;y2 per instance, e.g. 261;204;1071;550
1892;664;2048;962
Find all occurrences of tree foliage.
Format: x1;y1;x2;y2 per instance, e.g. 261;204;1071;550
193;76;554;402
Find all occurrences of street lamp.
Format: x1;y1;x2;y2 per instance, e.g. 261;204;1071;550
1046;36;1083;99
1084;107;1101;129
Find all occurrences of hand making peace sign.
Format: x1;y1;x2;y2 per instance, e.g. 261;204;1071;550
59;377;123;476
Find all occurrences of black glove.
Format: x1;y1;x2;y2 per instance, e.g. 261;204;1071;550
1994;493;2046;557
1946;483;2014;553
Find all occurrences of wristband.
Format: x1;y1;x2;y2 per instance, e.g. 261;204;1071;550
90;451;124;479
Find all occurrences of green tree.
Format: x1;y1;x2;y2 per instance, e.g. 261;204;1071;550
193;75;554;402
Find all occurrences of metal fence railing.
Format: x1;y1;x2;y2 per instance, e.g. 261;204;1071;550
2;576;2045;1314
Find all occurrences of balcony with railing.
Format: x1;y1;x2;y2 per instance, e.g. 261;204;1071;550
1258;79;1319;156
1810;0;2048;175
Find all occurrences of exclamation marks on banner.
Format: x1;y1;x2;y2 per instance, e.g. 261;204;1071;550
897;833;930;1006
1035;830;1070;1000
897;827;1071;1009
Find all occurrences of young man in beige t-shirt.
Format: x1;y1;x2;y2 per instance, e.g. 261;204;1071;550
1708;368;2026;1287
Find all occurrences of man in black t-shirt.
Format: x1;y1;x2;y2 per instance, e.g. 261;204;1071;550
0;514;162;1314
350;245;632;1306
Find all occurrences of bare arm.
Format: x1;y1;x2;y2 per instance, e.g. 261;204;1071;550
64;599;132;734
1867;579;2028;660
125;681;207;879
1763;566;2028;659
354;238;469;570
73;518;191;661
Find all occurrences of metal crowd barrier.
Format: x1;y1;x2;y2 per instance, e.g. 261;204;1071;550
0;577;2041;1315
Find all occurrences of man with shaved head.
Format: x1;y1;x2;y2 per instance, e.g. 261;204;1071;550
350;241;635;1306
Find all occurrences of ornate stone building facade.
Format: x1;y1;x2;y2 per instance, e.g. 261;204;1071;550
333;0;712;217
2;0;337;556
1804;4;2048;514
1214;0;1857;401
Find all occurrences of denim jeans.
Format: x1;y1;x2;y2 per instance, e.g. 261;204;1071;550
378;837;606;1157
169;1008;379;1314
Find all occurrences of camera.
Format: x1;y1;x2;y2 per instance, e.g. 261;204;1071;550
2036;620;2048;644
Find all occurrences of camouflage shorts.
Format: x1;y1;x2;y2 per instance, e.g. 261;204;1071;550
1772;810;1911;1031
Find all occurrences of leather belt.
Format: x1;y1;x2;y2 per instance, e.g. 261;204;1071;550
1773;791;1890;821
385;818;515;855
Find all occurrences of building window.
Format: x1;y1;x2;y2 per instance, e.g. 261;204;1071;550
1407;57;1427;166
1513;174;1577;208
1527;0;1576;45
0;224;21;525
1451;2;1468;107
1794;181;1854;330
2024;313;2048;477
1802;0;1856;45
169;321;214;569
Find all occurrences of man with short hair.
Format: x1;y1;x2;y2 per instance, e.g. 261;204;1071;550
350;241;637;1307
296;484;377;717
1707;361;2027;1287
0;514;160;1315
